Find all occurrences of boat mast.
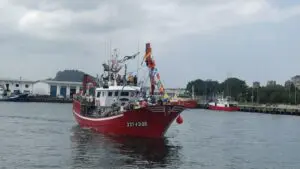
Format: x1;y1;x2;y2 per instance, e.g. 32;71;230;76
108;40;112;86
113;49;117;86
20;76;22;93
103;41;107;78
124;64;127;86
192;85;195;100
108;40;113;86
226;72;231;99
100;42;140;89
136;40;140;86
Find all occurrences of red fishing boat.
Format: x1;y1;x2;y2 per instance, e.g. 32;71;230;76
72;43;185;138
170;96;198;108
168;86;198;108
177;100;198;108
208;96;239;111
169;93;197;109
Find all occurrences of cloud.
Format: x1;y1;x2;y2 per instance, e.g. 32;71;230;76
18;10;72;40
8;0;300;42
1;0;300;86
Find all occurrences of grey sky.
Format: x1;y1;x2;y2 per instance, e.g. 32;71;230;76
0;0;300;88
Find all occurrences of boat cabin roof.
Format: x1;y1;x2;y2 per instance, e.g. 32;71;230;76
96;85;141;91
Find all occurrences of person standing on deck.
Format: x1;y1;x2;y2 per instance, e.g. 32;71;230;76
133;75;137;86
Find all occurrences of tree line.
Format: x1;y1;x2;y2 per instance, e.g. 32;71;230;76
186;78;300;104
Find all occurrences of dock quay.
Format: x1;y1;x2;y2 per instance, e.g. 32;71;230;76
237;104;300;116
0;95;72;103
196;103;300;116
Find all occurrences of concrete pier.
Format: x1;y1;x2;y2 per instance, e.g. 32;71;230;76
0;95;72;103
238;104;300;116
196;103;300;116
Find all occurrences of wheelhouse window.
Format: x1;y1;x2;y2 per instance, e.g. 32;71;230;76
108;92;112;96
102;91;105;96
114;91;118;96
97;92;101;98
120;91;129;96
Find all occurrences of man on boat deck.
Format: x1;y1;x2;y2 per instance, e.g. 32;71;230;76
138;98;148;107
116;74;121;85
133;75;137;86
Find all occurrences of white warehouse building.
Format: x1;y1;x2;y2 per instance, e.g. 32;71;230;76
33;80;82;98
0;78;82;98
0;78;35;94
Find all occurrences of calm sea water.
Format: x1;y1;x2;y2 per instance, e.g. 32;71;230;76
1;102;300;169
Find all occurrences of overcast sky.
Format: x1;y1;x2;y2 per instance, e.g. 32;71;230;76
0;0;300;88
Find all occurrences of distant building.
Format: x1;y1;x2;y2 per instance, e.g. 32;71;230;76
0;77;185;99
267;80;276;86
252;81;260;88
0;78;82;98
33;80;82;98
0;78;35;94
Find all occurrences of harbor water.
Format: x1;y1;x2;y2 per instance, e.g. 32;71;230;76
1;102;300;169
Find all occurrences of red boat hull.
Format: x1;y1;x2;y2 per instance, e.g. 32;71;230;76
208;105;240;112
72;100;185;138
171;100;198;108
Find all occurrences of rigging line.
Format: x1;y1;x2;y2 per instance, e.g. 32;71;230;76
142;69;149;88
137;40;140;80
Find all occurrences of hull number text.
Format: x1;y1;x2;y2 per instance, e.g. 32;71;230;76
127;121;148;127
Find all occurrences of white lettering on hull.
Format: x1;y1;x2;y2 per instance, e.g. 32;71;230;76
127;121;148;127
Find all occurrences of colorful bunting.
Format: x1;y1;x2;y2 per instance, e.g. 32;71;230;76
144;43;165;95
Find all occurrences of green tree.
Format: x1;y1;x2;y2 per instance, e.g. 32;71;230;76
186;77;300;104
186;79;220;97
219;78;247;100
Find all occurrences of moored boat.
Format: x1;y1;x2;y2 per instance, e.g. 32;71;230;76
72;43;185;138
169;94;198;108
169;86;197;108
0;89;29;101
207;96;239;111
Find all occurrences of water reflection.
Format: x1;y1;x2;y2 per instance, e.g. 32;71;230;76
70;125;182;169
